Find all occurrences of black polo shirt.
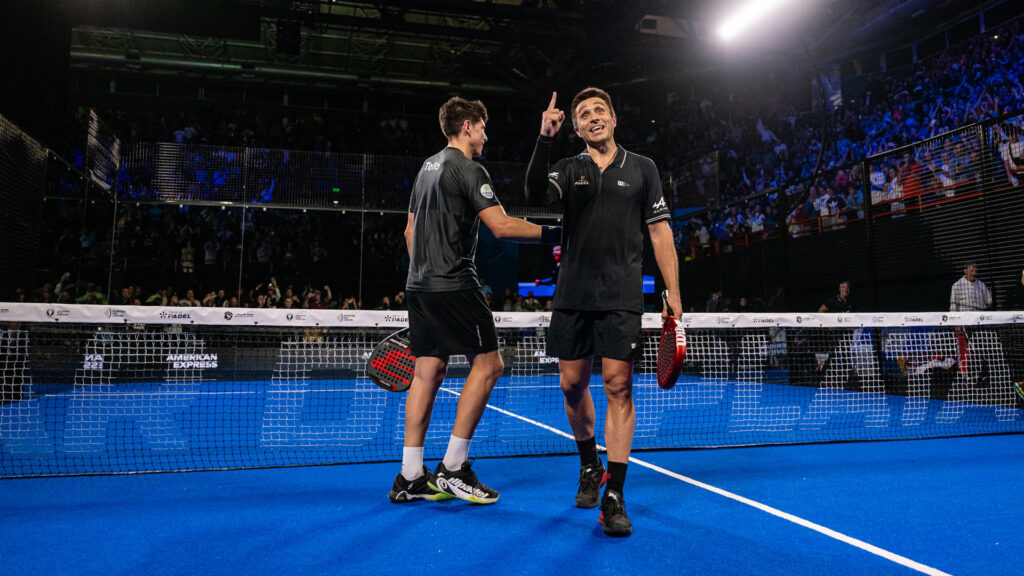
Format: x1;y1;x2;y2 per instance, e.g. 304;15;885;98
525;136;671;311
406;147;501;292
821;295;855;313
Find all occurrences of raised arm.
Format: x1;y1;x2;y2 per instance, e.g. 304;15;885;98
525;92;566;206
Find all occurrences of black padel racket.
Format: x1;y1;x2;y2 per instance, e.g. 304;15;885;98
366;328;417;392
658;292;687;390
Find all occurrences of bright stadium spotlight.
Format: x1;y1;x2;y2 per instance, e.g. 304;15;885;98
717;0;796;42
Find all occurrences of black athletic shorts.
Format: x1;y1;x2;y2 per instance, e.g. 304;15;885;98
407;288;498;358
546;309;643;362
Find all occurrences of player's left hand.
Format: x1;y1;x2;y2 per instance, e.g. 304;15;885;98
662;290;682;321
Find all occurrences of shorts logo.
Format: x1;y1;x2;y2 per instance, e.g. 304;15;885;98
480;184;495;199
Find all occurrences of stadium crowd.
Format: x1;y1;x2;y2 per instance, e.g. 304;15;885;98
22;17;1024;310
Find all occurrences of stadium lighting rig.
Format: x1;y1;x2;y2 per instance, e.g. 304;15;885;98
717;0;796;41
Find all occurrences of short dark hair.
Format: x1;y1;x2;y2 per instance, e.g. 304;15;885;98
570;87;615;130
439;97;488;137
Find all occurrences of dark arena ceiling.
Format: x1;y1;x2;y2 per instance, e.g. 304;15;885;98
66;0;1006;104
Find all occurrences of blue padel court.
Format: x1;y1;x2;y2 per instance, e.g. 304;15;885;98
2;434;1022;576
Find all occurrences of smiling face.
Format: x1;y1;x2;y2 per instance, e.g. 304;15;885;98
573;96;616;147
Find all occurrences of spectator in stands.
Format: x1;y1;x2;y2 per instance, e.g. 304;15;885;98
706;289;725;313
393;291;407;310
523;291;540;311
180;289;200;307
950;261;992;311
375;295;392;310
818;280;855;313
479;277;493;302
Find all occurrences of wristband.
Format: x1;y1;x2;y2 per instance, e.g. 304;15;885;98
540;225;562;243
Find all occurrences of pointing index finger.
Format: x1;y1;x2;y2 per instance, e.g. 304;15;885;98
547;92;558;110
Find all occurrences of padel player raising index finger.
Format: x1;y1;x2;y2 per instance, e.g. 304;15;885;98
526;89;681;537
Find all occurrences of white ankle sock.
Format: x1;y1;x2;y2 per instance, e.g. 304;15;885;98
401;446;424;481
442;435;471;471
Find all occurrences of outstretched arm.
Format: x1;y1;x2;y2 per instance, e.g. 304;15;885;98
479;206;560;243
649;220;681;319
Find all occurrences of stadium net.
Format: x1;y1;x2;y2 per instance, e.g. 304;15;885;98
1;304;1022;477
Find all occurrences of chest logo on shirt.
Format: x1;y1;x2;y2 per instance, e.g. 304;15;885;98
575;175;590;186
480;184;495;199
652;197;667;211
617;180;630;188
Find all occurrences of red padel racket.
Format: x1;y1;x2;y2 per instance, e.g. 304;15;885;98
658;291;687;390
366;328;417;392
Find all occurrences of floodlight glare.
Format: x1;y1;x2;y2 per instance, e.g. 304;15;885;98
718;0;795;41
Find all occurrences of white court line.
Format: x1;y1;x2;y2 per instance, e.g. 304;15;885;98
438;386;954;576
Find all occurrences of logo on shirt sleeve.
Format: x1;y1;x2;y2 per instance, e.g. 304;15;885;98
651;197;667;211
548;171;561;181
480;183;495;199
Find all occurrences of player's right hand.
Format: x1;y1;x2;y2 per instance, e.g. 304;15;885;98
541;92;565;137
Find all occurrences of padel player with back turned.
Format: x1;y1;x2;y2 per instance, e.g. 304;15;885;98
525;89;681;536
388;96;561;505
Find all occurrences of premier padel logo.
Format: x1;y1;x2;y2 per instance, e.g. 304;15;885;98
166;353;218;369
383;313;408;323
903;315;924;323
159;310;192;320
751;316;774;324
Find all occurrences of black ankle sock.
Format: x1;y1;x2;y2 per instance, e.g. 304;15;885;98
576;436;600;468
605;461;627;495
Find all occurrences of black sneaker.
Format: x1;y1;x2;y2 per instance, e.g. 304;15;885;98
388;465;455;503
575;462;607;509
599;490;632;537
428;461;500;504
